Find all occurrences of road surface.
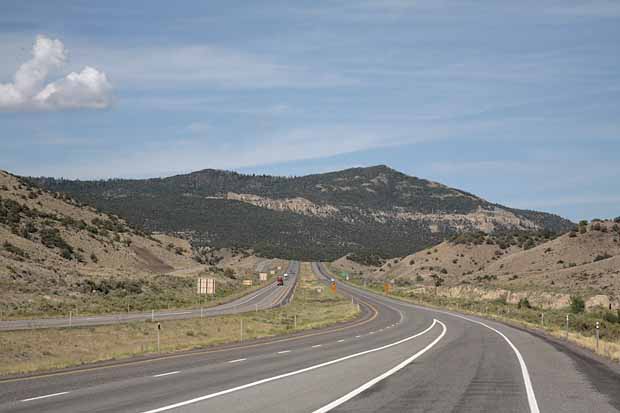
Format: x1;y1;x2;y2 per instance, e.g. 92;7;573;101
0;261;619;412
0;261;298;331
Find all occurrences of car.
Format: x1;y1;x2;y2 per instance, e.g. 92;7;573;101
277;275;284;286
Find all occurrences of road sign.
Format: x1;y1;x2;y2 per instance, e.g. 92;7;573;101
270;270;276;275
207;278;215;295
331;281;337;293
197;277;207;295
259;272;268;281
243;279;253;286
383;282;391;294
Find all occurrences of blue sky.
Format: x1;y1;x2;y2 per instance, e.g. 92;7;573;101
0;1;619;221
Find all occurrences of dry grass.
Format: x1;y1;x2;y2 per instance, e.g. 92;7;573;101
0;262;358;376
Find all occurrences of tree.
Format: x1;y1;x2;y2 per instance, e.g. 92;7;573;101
569;296;585;314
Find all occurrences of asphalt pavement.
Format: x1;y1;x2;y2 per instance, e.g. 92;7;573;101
0;261;298;331
0;261;618;412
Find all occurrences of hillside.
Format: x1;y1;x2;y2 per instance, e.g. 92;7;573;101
30;165;574;260
0;170;260;317
331;220;620;309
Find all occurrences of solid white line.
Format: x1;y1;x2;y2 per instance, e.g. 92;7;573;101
337;339;345;343
153;371;180;378
439;312;541;413
277;350;291;354
158;311;192;316
313;320;447;413
137;320;440;413
21;392;69;402
228;358;247;364
312;345;322;348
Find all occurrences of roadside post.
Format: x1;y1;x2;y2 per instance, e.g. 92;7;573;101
157;322;161;352
565;314;569;340
541;313;544;327
595;321;600;353
69;311;72;328
151;309;154;322
240;318;244;342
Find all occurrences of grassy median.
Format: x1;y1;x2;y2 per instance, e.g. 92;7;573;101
0;263;359;376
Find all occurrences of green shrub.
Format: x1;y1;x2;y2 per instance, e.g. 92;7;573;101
518;298;532;309
570;296;585;314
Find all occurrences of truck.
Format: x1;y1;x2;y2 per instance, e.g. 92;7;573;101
277;275;284;286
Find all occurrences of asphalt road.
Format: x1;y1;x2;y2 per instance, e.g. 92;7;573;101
0;261;619;412
0;261;299;331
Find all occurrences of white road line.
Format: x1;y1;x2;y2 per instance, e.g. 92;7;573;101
153;371;180;378
21;392;69;402
313;320;447;413
137;320;440;413
158;311;192;316
434;311;541;413
355;335;361;338
369;331;375;335
228;359;247;364
337;339;345;343
277;350;291;354
312;345;322;348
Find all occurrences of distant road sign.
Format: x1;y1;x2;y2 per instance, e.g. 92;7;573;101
207;278;215;295
243;279;253;286
197;277;207;295
259;272;268;281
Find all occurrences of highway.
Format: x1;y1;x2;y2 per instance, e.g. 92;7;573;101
1;261;619;412
0;261;299;331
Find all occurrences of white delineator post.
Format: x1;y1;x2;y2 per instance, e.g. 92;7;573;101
565;314;569;340
595;321;600;353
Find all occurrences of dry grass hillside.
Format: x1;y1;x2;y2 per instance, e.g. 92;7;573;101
332;223;620;310
0;170;261;317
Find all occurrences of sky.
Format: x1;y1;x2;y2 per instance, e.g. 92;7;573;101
0;0;619;222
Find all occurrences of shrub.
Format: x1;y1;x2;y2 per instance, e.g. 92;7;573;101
415;275;424;282
579;220;588;226
592;223;602;231
568;231;577;238
570;296;585;313
3;241;29;258
593;253;612;262
518;298;532;309
614;217;620;223
90;253;99;263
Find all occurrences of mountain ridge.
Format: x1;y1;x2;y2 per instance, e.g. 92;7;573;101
29;165;574;260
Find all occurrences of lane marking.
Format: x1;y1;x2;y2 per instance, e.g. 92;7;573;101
21;392;69;402
313;320;447;413
355;335;361;338
228;359;246;364
312;345;322;348
277;350;291;354
337;339;345;343
369;331;375;335
137;320;440;413
1;299;379;385
152;371;180;378
158;311;192;317
326;270;540;413
433;311;541;413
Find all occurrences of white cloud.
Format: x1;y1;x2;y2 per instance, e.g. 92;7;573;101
0;35;112;111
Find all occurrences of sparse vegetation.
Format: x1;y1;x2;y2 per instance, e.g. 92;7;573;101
570;296;585;314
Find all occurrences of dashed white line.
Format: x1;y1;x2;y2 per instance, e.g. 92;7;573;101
369;331;375;335
228;358;246;364
337;339;345;343
313;320;447;413
355;335;361;338
137;320;440;413
277;350;291;354
21;392;69;402
312;344;322;348
153;371;180;378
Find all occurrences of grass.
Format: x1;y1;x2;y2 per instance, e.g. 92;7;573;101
326;264;620;362
0;263;358;376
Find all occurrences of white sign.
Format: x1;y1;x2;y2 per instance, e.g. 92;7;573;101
270;270;276;275
207;278;215;295
197;277;207;295
243;279;253;286
259;272;268;281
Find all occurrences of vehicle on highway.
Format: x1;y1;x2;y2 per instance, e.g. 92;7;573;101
277;275;284;286
283;273;289;279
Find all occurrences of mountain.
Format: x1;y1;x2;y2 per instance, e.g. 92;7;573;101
0;170;200;316
331;220;620;308
30;165;574;260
